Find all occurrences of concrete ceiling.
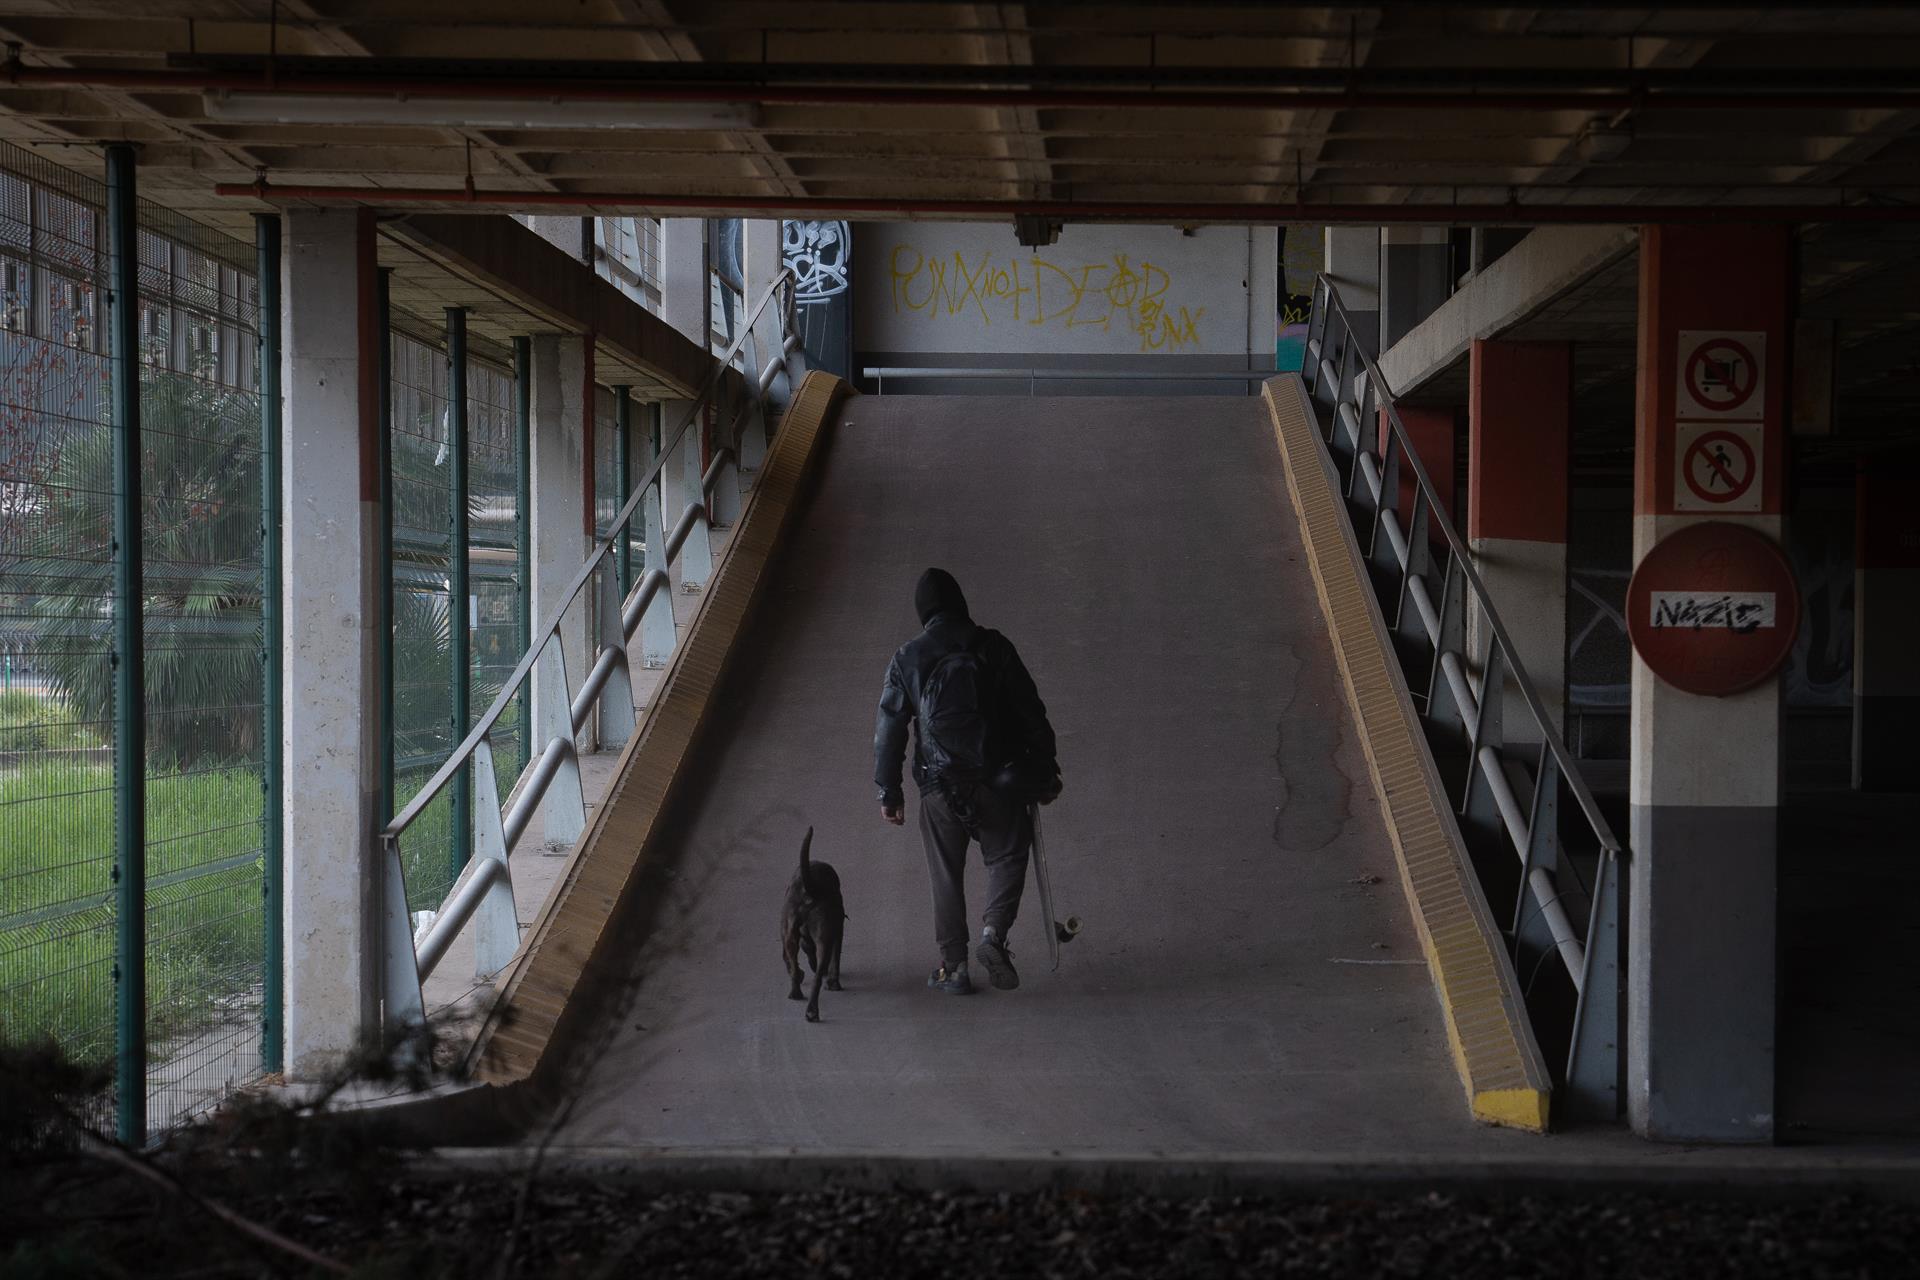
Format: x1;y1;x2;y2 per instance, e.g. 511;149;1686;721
1;4;1920;238
1400;231;1920;465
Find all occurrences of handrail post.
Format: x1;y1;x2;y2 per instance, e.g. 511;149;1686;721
710;393;745;530
467;736;520;978
738;327;769;472
1513;741;1565;957
535;637;588;847
614;385;633;597
638;403;675;667
595;559;638;748
672;406;714;590
1565;849;1626;1122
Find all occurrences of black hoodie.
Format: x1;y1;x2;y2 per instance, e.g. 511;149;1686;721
873;569;1057;807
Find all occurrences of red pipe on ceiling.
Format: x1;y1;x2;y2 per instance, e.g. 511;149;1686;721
15;64;1920;113
210;180;1920;224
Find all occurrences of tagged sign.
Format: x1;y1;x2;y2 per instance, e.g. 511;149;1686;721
1627;522;1800;697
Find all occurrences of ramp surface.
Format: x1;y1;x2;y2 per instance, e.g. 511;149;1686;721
549;395;1527;1157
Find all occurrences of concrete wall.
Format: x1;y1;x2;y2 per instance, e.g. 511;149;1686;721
854;222;1277;393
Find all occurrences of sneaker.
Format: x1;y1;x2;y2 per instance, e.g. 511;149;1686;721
926;962;973;995
975;927;1020;991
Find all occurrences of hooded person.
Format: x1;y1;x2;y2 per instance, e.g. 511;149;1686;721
874;568;1061;995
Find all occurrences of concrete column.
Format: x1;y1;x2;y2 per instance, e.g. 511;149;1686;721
1629;224;1791;1143
528;333;593;770
1323;226;1381;356
1381;226;1453;352
743;219;782;311
279;209;381;1078
1247;226;1280;371
1854;457;1920;791
1468;340;1571;745
661;218;710;351
525;215;589;264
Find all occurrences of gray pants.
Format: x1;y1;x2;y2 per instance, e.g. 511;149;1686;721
918;781;1031;968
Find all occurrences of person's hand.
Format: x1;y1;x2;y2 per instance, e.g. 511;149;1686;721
1038;774;1063;805
881;803;905;826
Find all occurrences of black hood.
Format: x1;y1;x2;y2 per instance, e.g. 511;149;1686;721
914;568;969;624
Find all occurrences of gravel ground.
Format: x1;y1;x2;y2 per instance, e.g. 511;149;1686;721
8;1160;1920;1278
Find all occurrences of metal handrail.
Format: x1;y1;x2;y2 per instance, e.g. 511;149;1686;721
1312;278;1619;857
384;269;793;844
1303;271;1627;1123
381;266;801;1012
862;365;1273;395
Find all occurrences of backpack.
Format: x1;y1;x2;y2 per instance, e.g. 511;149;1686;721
919;633;997;782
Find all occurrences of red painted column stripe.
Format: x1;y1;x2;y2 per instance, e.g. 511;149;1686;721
1634;225;1791;519
1468;339;1570;544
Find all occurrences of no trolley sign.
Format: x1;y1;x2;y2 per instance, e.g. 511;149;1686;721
1626;521;1800;697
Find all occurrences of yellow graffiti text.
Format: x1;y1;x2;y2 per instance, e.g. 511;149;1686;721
888;245;1206;353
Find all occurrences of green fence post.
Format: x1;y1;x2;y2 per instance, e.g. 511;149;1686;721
615;385;632;597
105;144;146;1144
447;308;470;876
513;336;532;777
255;212;284;1076
377;270;394;826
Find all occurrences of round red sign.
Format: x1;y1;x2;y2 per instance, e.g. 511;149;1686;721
1627;522;1800;697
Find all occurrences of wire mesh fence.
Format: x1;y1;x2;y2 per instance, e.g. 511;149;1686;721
389;326;458;912
467;357;523;803
0;143;264;1130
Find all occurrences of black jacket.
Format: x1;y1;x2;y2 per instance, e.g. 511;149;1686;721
873;611;1057;808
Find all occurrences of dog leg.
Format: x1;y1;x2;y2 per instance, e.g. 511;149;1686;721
806;963;824;1023
825;922;844;992
783;924;804;1001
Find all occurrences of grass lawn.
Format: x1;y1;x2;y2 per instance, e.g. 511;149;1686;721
0;690;103;754
2;690;481;1093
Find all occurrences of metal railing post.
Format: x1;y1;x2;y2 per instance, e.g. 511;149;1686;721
447;307;472;877
1565;852;1626;1122
640;406;675;667
255;211;284;1077
513;336;533;777
615;385;633;597
674;414;713;590
595;560;638;749
105;143;147;1144
536;637;588;846
467;736;520;978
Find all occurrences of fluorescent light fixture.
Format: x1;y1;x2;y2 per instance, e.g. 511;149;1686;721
202;90;758;131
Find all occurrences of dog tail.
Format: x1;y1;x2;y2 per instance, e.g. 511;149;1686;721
799;826;814;876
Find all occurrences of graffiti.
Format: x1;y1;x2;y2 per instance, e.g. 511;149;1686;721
783;220;851;306
1277;223;1323;371
1648;591;1777;632
885;244;1205;353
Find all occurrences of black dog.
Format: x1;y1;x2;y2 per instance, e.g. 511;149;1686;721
780;827;845;1022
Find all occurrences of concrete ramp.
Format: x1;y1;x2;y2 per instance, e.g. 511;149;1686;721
529;392;1534;1158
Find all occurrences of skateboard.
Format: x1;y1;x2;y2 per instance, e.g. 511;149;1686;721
1028;803;1081;971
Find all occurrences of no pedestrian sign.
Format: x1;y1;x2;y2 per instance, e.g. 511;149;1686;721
1674;421;1763;512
